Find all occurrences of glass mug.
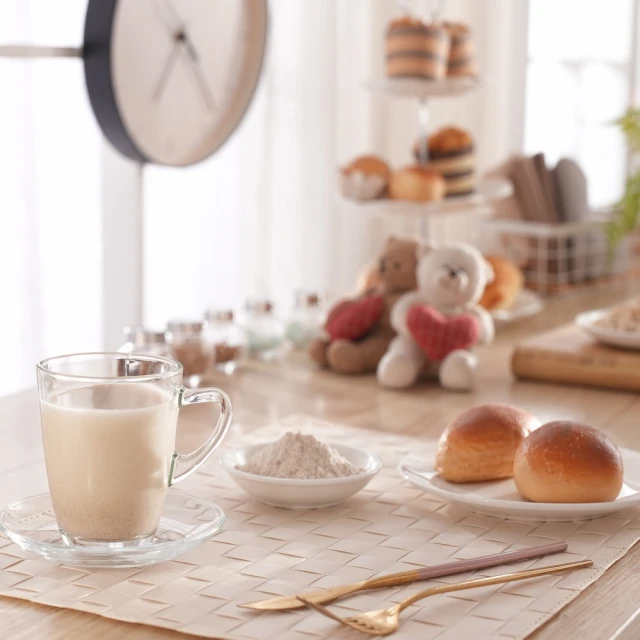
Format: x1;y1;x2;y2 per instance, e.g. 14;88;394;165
36;353;232;546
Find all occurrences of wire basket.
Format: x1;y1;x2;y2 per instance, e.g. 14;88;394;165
478;217;640;297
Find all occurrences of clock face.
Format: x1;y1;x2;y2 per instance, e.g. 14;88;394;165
84;0;267;166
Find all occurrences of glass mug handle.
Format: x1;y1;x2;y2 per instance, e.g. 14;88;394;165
168;387;233;486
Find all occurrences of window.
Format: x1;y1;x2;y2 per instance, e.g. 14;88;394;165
524;0;636;207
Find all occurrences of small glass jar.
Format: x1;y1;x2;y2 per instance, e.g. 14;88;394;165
118;325;142;354
241;300;288;361
203;309;248;374
286;292;325;349
117;326;173;376
166;320;212;383
118;326;172;358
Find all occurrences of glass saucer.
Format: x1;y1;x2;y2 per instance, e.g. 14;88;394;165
0;490;225;568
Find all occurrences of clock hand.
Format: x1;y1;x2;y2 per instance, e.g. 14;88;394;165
162;0;183;31
152;40;181;102
154;0;179;37
180;45;217;113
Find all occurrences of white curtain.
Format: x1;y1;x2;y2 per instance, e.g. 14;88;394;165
143;0;529;327
143;0;384;325
0;0;102;396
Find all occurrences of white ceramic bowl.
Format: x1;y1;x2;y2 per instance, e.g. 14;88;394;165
220;443;382;509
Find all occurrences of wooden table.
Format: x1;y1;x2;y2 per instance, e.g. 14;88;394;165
1;289;640;639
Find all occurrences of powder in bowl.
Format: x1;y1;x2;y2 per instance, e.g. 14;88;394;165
238;432;362;479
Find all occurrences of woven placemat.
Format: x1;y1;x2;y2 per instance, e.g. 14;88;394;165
1;415;640;640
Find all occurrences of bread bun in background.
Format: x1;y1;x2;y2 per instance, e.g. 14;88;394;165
342;155;391;181
389;166;446;202
479;255;524;311
341;155;391;201
514;421;623;503
436;404;540;483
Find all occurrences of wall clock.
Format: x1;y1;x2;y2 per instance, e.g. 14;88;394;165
83;0;268;166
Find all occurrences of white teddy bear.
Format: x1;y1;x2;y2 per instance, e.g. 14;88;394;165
377;242;495;391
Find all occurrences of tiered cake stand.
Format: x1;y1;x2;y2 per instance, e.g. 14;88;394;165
341;75;512;239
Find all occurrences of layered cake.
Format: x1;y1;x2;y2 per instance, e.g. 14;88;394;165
444;22;477;77
414;126;476;197
385;17;450;80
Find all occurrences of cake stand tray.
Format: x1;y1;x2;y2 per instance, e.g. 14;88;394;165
364;75;481;99
338;177;512;218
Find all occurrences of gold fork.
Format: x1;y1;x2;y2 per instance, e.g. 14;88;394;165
299;559;593;636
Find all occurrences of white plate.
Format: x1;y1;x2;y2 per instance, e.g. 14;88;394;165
400;442;640;522
576;308;640;350
491;290;544;323
363;76;481;99
220;444;381;509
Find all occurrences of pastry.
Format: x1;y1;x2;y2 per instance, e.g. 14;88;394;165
443;22;477;77
415;126;475;197
385;17;450;80
514;421;624;503
435;404;540;483
340;155;391;201
388;166;446;202
479;256;524;311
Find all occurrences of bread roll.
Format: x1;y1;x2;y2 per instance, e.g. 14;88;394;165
479;256;524;311
436;404;540;483
343;155;391;181
389;166;445;202
514;421;624;503
341;155;391;201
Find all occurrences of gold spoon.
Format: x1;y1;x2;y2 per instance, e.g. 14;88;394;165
299;559;593;636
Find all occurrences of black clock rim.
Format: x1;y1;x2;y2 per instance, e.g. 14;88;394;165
83;0;148;163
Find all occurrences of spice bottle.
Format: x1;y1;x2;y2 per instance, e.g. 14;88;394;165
203;309;248;374
118;326;172;358
286;292;325;349
166;320;212;382
241;300;288;361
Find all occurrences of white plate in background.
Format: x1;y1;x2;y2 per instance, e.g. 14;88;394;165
576;308;640;350
400;442;640;522
491;289;544;323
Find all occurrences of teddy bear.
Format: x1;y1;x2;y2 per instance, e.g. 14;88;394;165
308;236;419;375
377;242;495;390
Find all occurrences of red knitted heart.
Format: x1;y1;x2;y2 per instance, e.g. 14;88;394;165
407;305;480;362
326;295;384;341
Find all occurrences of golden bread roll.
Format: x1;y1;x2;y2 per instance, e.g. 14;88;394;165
514;421;624;503
388;166;445;202
436;404;540;483
479;255;524;311
342;155;391;182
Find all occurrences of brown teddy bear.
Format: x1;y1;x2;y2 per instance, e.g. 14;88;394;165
309;236;419;374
